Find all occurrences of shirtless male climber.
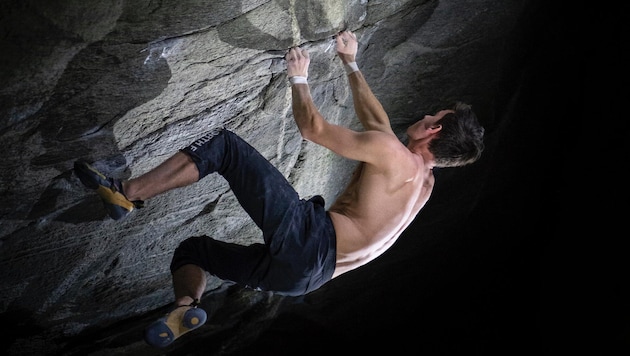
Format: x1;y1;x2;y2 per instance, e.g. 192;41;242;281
74;30;485;348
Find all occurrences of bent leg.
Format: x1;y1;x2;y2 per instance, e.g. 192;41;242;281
182;129;300;241
170;236;269;288
172;264;206;307
122;152;199;202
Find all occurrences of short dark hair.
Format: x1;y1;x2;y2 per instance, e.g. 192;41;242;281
428;102;485;168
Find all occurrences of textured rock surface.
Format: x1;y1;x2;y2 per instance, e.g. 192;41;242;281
0;0;569;354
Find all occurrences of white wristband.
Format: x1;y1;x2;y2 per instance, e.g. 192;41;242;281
344;62;359;74
289;76;308;85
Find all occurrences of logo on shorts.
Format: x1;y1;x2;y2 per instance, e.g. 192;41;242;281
188;127;223;152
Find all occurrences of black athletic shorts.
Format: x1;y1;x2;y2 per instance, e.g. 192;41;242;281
170;128;336;296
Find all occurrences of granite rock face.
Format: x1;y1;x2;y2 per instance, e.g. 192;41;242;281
0;0;557;354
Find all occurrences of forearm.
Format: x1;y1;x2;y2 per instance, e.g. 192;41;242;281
346;68;392;133
290;83;324;140
335;30;392;133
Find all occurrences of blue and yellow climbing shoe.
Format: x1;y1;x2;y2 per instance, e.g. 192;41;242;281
74;161;143;220
144;301;207;348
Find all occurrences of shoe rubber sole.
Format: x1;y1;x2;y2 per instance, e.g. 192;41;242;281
144;306;207;348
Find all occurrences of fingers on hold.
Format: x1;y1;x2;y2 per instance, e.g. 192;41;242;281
285;47;296;60
335;30;355;44
285;46;309;61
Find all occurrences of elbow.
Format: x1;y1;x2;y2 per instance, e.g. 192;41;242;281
296;112;325;142
299;125;318;142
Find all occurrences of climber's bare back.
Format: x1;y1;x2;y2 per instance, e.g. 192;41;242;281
328;151;435;278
